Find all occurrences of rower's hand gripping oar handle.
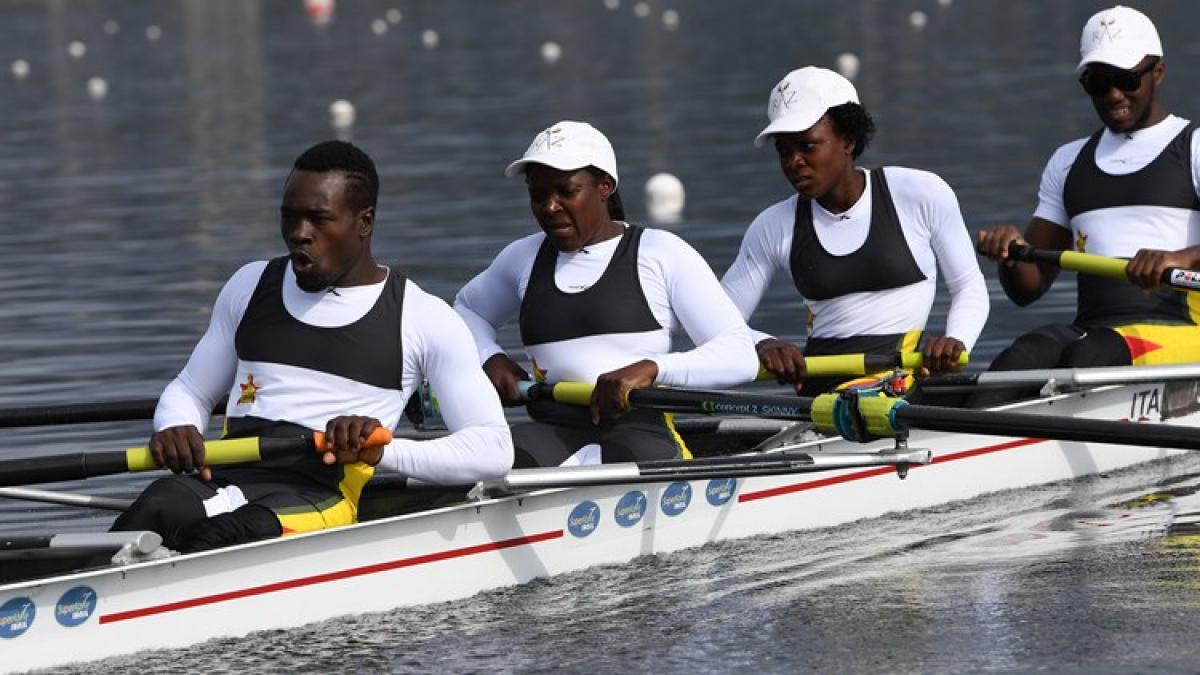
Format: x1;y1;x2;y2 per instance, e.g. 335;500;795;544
753;352;969;382
124;427;395;473
1007;242;1200;291
0;428;396;488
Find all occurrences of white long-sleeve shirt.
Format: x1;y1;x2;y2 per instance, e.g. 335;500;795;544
453;225;759;388
721;167;989;350
1033;114;1200;253
155;261;513;484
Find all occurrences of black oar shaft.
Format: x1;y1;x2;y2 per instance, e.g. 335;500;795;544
0;397;230;429
0;400;157;428
894;406;1200;450
627;388;815;420
534;382;1200;452
0;452;131;487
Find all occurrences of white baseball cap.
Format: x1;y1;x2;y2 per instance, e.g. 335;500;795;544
754;67;860;147
1077;5;1162;73
504;120;619;187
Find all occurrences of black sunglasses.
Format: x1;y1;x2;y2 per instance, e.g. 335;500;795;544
1079;59;1159;96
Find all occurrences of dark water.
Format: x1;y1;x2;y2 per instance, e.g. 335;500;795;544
3;0;1200;671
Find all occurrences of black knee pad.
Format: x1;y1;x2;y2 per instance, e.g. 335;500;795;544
177;504;282;554
110;476;208;545
1059;328;1131;367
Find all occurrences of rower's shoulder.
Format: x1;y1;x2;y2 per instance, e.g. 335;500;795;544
224;260;271;290
877;166;956;198
637;226;702;256
495;232;545;259
751;194;800;224
398;278;460;325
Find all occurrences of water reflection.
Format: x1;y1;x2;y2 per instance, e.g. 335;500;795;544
6;1;1200;671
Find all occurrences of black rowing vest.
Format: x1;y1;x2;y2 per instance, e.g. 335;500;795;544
789;168;926;301
519;225;661;346
225;257;406;488
1062;123;1200;326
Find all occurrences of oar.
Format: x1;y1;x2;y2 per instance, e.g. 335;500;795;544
0;396;230;429
0;427;393;488
0;531;161;555
755;351;968;381
920;362;1200;393
0;351;961;430
470;447;933;497
0;486;133;511
521;382;1200;451
1008;243;1200;291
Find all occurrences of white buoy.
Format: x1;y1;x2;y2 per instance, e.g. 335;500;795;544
662;10;680;30
104;20;119;35
633;2;651;18
11;59;30;80
146;25;162;41
645;173;686;223
421;29;440;48
540;41;562;64
909;11;927;30
87;77;108;100
937;0;952;6
603;0;620;9
371;18;388;35
385;8;402;23
329;99;356;129
836;52;860;80
304;0;335;25
68;41;87;59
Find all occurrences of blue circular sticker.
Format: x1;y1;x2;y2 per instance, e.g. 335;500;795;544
614;491;648;527
660;481;692;517
705;478;738;506
567;500;601;538
0;597;36;639
55;586;97;628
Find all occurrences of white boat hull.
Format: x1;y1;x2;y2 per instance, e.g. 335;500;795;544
2;382;1197;671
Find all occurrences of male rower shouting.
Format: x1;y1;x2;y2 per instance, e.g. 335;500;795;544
974;6;1200;406
111;141;512;552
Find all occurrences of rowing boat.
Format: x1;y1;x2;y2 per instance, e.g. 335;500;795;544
3;375;1200;671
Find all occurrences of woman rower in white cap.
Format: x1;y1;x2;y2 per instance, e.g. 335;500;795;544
454;120;758;468
721;67;989;396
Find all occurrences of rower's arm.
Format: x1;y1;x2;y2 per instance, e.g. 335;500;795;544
651;231;760;388
452;238;531;365
154;262;264;431
720;203;792;344
381;286;513;484
997;218;1070;306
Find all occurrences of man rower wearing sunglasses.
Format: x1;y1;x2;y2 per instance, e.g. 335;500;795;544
972;5;1200;406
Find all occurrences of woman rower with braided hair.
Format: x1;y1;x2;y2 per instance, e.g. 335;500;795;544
721;66;989;396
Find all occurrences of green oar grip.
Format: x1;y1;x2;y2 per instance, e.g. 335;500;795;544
811;391;907;442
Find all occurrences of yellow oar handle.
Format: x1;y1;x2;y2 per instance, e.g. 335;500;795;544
1057;250;1129;279
755;351;969;381
536;381;597;407
122;427;394;473
1008;243;1200;292
123;437;264;473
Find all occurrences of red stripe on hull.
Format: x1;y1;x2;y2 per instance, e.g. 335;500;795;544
100;529;564;624
737;437;1045;503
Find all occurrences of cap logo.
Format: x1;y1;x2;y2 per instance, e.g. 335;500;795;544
1091;16;1122;45
770;80;797;117
530;126;565;153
